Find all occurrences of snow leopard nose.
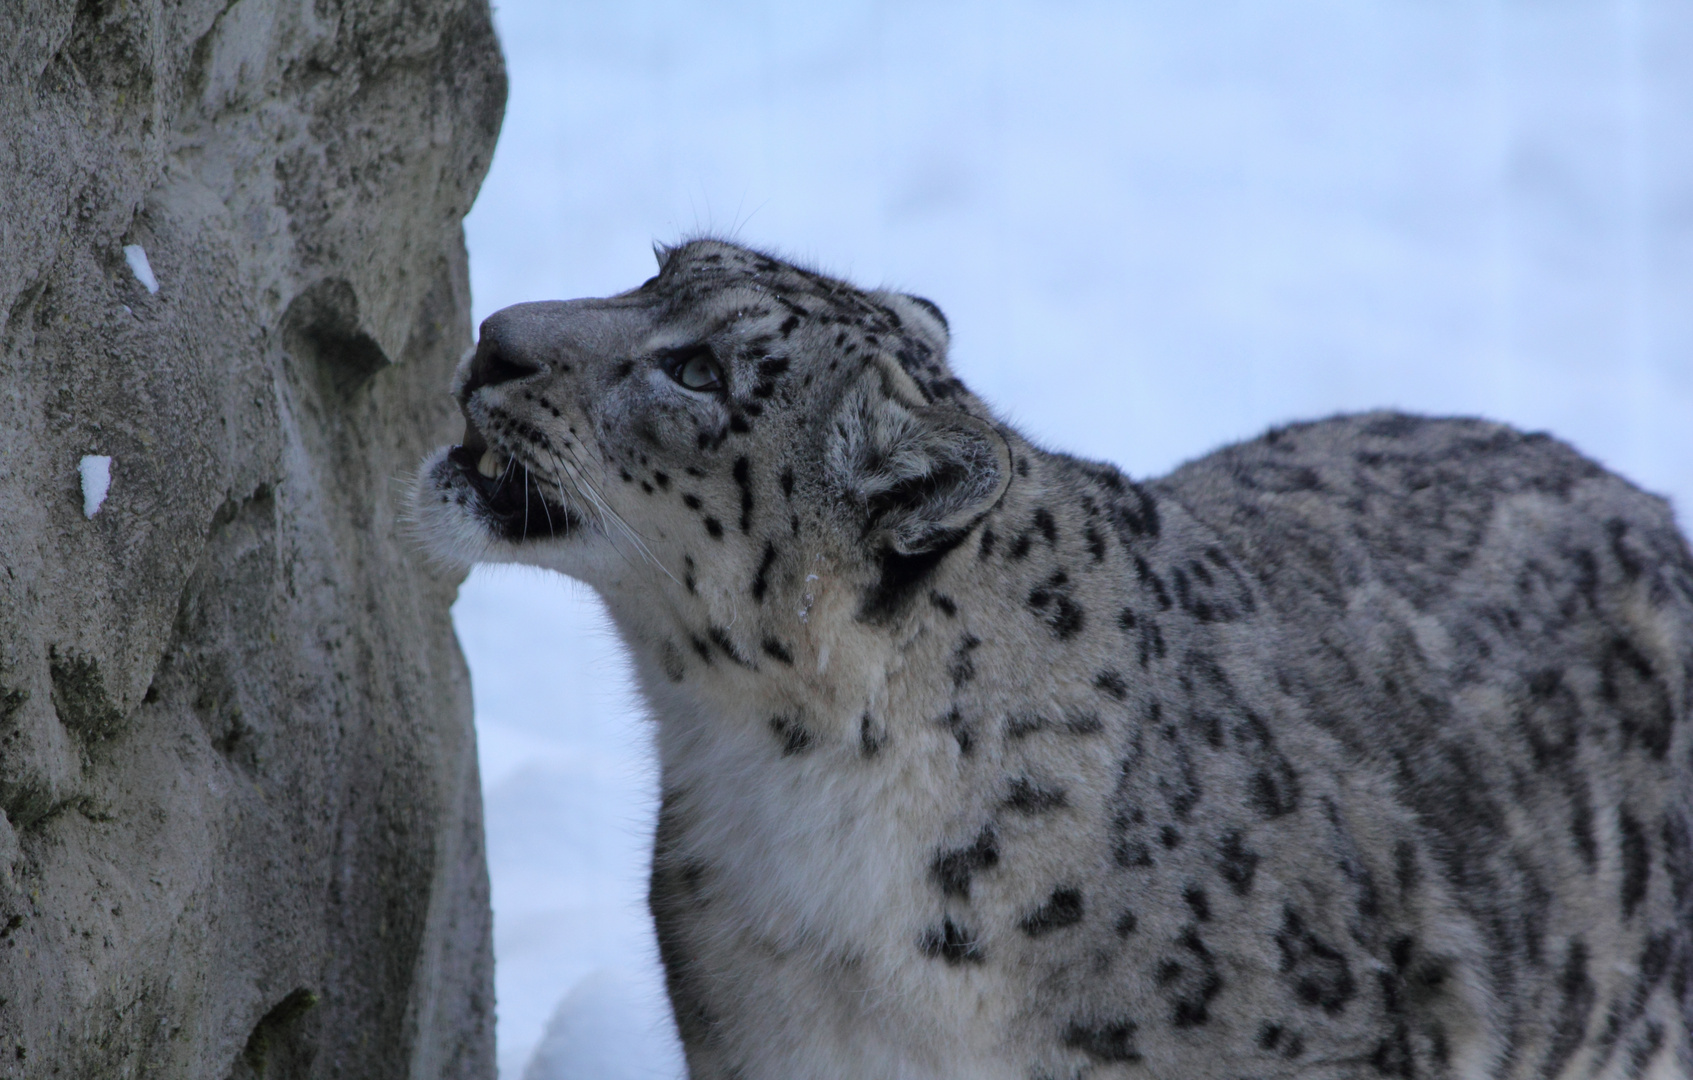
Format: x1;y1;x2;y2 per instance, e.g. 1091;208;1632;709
458;298;654;405
460;329;543;400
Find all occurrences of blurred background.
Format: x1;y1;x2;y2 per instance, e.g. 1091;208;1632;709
451;3;1693;1076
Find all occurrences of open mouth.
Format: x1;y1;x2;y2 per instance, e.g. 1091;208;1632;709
447;415;581;542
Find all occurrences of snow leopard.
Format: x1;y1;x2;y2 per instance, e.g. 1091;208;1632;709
412;240;1693;1080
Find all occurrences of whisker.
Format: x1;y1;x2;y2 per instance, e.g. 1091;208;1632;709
535;468;555;534
546;445;682;588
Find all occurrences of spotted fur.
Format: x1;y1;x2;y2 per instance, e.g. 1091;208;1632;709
413;240;1693;1080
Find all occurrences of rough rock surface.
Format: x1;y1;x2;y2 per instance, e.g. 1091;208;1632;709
0;1;505;1075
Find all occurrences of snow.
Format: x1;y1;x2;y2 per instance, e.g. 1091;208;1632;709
454;3;1693;1076
79;455;111;519
520;969;687;1080
122;245;158;295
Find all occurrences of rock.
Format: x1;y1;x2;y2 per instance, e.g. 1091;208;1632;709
0;1;505;1075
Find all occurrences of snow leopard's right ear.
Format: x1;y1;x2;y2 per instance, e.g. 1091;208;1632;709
825;354;1010;556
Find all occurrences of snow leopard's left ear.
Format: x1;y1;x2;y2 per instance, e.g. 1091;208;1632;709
825;354;1010;555
873;291;950;355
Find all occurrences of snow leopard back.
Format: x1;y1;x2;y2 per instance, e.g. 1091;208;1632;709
1107;412;1693;1078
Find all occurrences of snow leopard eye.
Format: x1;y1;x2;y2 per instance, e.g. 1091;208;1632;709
662;345;724;393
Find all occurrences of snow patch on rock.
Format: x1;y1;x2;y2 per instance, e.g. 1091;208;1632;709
123;244;158;294
79;455;112;518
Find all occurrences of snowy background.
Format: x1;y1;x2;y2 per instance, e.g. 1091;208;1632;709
451;3;1693;1076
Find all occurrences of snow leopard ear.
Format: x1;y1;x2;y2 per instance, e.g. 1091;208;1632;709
825;355;1010;555
872;291;951;355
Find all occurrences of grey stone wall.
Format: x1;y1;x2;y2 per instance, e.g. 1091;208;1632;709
0;1;505;1075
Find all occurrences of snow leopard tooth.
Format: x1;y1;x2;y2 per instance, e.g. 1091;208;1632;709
476;449;501;479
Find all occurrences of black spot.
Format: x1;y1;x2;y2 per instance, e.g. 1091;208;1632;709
1085;525;1107;562
1249;766;1301;818
1033;508;1058;544
732;457;754;532
661;642;685;683
978;529;996;559
948;635;981;687
1183;886;1211;922
779;467;794;498
1665;814;1693;915
1062;1021;1140;1064
941;706;975;755
1216;830;1260;896
1257;1022;1305;1059
1027;571;1086;640
928;591;957;617
611;360;634;380
751;541;778;601
778;314;800;336
1137;622;1166;668
1106;483;1161;540
1095;670;1128;701
1237;714;1300;818
1064;710;1103;735
683;556;697;594
1114;910;1138;937
859;713;887;757
1171;552;1257;624
654;471;670;489
1133;556;1172;610
760;637;794;665
1276;908;1356;1014
1006;714;1044;739
1620;808;1650;918
704;517;724;539
706;627;752;668
1114;838;1154;869
1020;887;1084;937
689;636;712;664
769;715;812;756
1009;533;1033;560
858;540;963;624
728;413;751;434
1004;778;1067;813
932;825;999;899
1167;926;1223;1027
1540;938;1596;1079
1601;635;1674;760
921;918;984;965
683;494;702;510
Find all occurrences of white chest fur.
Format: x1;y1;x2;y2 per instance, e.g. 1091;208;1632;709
635;635;1022;1079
